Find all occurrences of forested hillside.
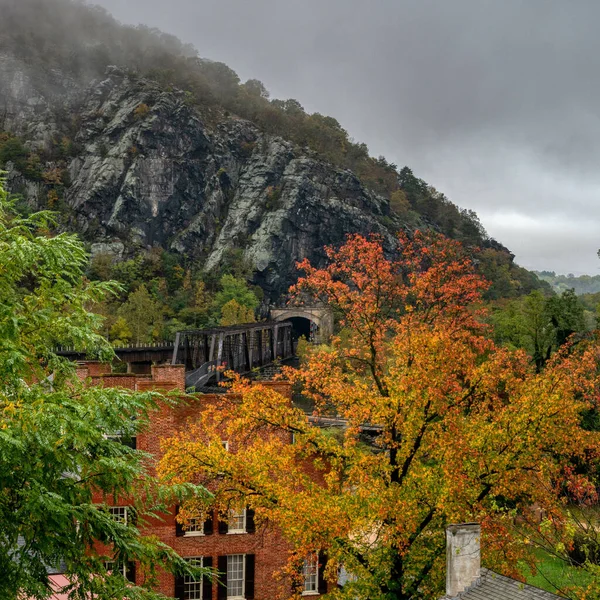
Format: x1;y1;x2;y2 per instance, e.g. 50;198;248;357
535;271;600;295
0;0;547;342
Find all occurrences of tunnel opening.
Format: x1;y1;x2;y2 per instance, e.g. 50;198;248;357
285;317;318;345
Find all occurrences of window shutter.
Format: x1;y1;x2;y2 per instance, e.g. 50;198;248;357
126;561;136;584
218;516;229;535
203;556;213;600
203;511;214;535
217;556;227;600
245;554;255;600
174;575;185;600
175;506;184;537
128;507;138;527
245;508;255;534
318;553;328;594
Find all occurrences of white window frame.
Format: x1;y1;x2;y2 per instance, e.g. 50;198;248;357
226;554;245;599
222;440;230;451
183;517;205;537
105;560;128;578
108;506;130;525
184;557;204;600
302;553;319;595
227;507;246;534
105;430;137;448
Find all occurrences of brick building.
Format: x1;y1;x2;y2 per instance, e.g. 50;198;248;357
77;361;328;600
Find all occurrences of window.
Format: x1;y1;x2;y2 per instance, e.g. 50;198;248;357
109;506;130;525
217;554;254;600
175;556;212;600
302;554;319;594
184;518;204;537
106;431;137;449
227;508;246;534
227;554;245;598
221;440;229;451
184;557;203;600
176;507;213;537
218;507;254;535
105;560;136;583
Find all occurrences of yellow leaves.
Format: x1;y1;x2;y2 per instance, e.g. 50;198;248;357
2;401;17;416
219;298;255;326
157;231;600;598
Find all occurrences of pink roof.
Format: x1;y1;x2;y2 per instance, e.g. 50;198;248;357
49;575;71;600
26;575;72;600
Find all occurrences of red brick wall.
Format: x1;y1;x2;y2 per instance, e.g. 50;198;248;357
141;508;293;599
75;366;89;381
136;379;179;393
151;364;186;392
83;363;321;599
99;373;137;390
82;361;112;377
134;393;297;599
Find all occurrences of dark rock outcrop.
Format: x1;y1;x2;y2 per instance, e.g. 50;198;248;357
2;64;401;300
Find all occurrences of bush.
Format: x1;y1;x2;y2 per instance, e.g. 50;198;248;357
0;135;29;173
133;103;150;119
265;185;283;210
567;532;600;566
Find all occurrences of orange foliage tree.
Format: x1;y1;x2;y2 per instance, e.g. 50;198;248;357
159;232;600;600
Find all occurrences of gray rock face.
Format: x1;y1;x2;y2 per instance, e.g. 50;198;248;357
1;62;402;300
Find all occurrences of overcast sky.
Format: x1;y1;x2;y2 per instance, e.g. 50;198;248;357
95;0;600;275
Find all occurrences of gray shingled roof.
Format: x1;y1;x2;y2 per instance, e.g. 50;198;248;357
447;568;562;600
16;536;66;575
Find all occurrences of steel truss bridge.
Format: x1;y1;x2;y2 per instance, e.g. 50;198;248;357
172;321;294;389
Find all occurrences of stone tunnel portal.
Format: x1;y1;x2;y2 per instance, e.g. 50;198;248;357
270;307;334;345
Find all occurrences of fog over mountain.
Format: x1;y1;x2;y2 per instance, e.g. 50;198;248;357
94;0;600;275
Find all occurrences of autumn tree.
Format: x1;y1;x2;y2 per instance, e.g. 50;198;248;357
0;177;205;599
118;284;164;344
160;232;600;599
219;298;256;326
211;274;259;323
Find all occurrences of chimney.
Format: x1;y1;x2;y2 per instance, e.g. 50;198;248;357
446;523;481;597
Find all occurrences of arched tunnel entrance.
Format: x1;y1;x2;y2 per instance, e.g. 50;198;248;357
270;307;334;347
285;317;318;344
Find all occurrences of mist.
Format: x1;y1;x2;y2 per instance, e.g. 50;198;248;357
86;0;600;275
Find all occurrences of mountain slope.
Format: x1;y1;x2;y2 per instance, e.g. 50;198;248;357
0;0;544;301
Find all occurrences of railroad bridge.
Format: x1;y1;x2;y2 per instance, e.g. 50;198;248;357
58;321;294;391
173;321;293;389
58;306;332;390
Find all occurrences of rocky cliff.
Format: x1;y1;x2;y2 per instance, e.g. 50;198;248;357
1;59;402;300
0;0;546;303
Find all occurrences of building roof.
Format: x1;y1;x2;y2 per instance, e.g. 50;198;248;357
447;568;562;600
24;575;71;600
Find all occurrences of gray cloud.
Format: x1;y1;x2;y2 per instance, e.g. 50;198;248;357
94;0;600;274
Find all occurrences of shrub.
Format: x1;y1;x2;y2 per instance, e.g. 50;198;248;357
265;185;283;210
133;103;150;119
567;532;600;566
